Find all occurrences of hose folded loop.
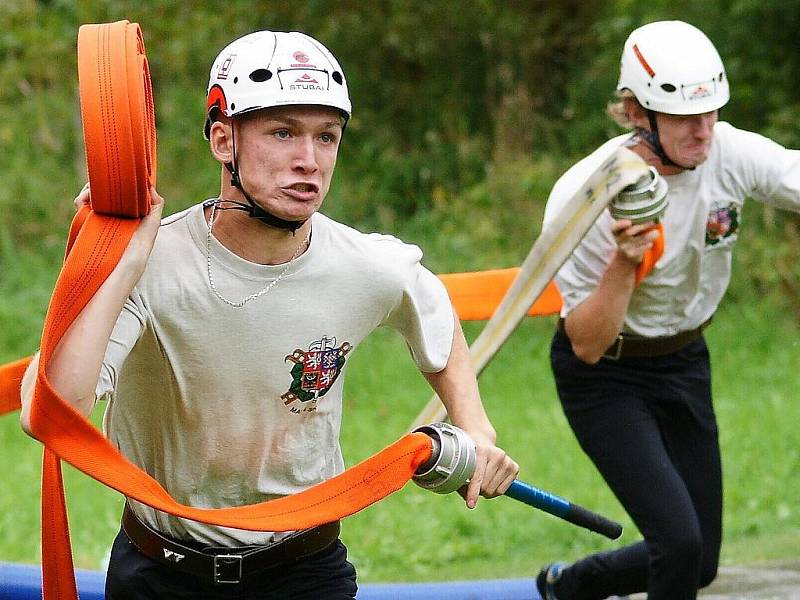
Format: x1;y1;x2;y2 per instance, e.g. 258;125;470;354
78;20;155;218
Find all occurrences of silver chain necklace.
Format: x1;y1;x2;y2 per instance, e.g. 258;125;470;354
205;200;311;308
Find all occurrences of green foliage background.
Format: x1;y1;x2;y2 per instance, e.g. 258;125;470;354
1;0;799;583
2;1;799;290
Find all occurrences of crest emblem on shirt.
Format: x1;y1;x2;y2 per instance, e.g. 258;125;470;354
705;203;739;246
282;336;352;407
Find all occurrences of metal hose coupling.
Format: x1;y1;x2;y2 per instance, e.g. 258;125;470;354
609;166;669;224
412;422;477;495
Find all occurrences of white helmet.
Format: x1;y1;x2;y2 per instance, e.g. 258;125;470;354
204;31;351;138
618;21;729;115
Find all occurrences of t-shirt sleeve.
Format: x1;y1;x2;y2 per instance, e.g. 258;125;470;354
543;158;617;318
724;124;800;212
380;249;455;374
95;292;147;399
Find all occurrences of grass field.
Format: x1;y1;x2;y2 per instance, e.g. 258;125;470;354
1;288;798;582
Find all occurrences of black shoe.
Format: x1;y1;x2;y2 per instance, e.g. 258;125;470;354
535;562;566;600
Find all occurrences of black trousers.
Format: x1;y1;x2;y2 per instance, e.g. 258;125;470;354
105;528;358;600
549;328;722;600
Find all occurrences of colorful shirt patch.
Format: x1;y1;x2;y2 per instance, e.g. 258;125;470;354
705;203;739;246
282;336;352;408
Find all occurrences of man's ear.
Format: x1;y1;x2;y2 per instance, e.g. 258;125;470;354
209;119;234;164
624;97;650;130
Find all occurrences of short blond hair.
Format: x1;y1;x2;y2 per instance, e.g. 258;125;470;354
606;89;639;129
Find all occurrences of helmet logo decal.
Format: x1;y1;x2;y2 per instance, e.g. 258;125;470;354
292;50;317;69
291;72;323;91
684;80;715;101
293;51;310;63
632;43;655;77
277;67;329;92
217;54;236;80
281;336;352;409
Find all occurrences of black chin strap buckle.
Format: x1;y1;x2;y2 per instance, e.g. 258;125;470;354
221;163;306;234
248;201;305;234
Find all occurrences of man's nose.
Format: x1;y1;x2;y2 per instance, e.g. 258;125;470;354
292;137;318;173
693;112;716;139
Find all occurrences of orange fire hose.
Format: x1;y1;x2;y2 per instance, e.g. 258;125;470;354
636;222;665;284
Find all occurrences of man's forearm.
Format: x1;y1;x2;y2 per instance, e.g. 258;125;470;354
20;257;144;434
422;312;495;442
565;252;638;364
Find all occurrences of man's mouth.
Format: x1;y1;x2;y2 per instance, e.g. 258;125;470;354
285;183;319;194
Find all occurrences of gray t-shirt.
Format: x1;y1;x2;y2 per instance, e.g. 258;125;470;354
544;122;800;337
97;202;454;545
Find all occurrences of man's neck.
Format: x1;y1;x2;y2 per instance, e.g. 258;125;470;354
205;204;311;265
626;137;684;176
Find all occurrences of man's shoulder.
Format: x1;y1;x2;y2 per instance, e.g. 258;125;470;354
315;213;423;261
543;134;630;224
559;134;631;187
712;120;776;152
145;202;204;266
314;214;426;288
159;202;202;228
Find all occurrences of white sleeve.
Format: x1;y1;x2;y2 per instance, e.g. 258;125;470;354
544;155;618;318
95;292;147;399
724;124;800;213
382;260;454;374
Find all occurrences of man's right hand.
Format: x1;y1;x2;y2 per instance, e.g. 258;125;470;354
120;186;164;276
75;183;164;275
611;218;660;266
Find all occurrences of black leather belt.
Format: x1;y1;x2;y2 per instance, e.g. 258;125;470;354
557;317;712;360
122;503;340;585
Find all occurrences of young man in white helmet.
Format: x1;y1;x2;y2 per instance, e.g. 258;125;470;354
20;30;519;599
534;20;800;600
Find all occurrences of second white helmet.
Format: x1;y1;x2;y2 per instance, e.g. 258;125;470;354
618;21;729;115
205;31;351;138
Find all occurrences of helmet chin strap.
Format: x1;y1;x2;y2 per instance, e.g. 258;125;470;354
220;123;306;234
637;110;696;172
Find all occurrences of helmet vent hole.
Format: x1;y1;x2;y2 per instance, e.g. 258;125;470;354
660;83;677;93
332;71;343;85
249;69;272;82
230;103;236;110
719;72;724;81
233;77;238;84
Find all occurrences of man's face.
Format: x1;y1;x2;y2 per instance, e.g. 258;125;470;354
654;110;718;168
233;105;343;222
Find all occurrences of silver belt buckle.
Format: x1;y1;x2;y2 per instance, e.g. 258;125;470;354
214;553;243;584
602;334;624;360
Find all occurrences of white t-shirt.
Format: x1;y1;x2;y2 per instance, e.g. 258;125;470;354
544;122;800;337
97;202;454;545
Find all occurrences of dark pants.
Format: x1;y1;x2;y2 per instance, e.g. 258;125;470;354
106;529;358;600
549;328;722;600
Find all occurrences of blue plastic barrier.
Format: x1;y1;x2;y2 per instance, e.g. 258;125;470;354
0;562;537;599
0;562;105;600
